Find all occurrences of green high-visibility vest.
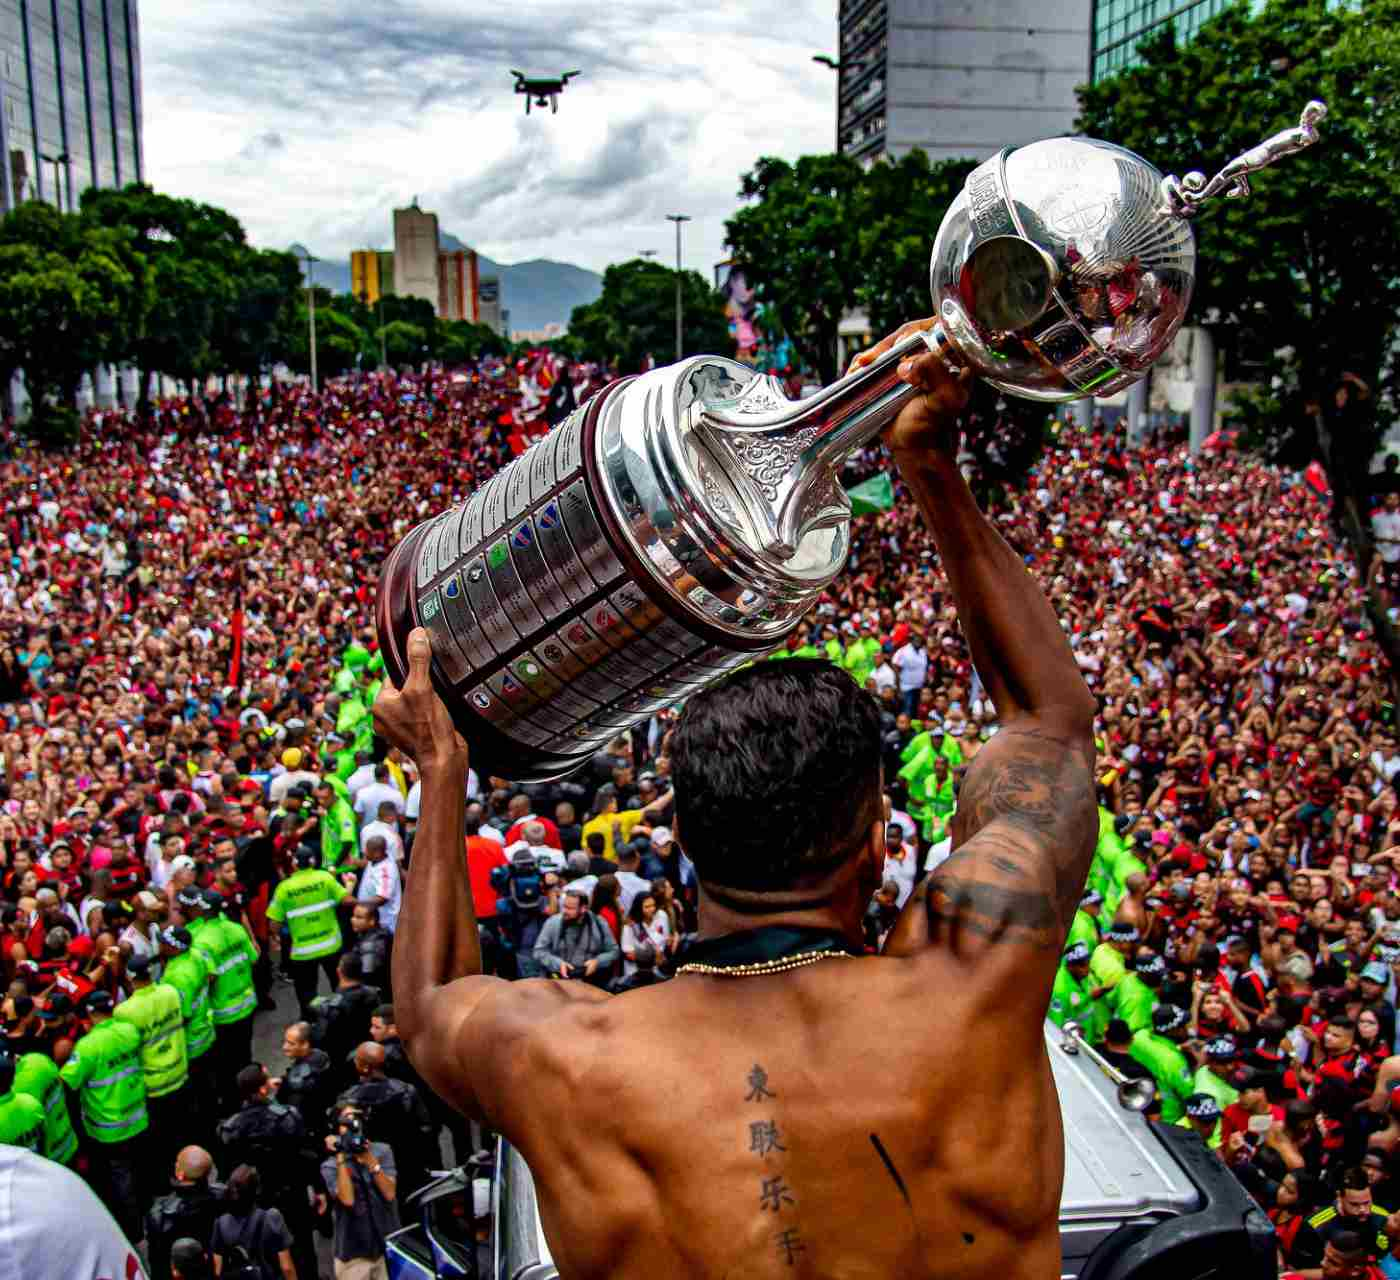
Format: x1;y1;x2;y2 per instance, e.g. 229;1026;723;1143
320;796;358;874
1089;942;1127;992
163;949;215;1059
266;868;348;961
1066;910;1100;954
0;1087;44;1151
1112;973;1158;1036
190;918;257;1024
114;982;189;1098
1193;1064;1241;1110
13;1051;78;1164
60;1019;149;1144
1049;965;1105;1043
1129;1030;1194;1124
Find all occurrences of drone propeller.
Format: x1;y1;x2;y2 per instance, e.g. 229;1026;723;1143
562;69;582;82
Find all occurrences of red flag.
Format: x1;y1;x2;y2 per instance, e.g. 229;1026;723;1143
1304;461;1329;496
227;588;245;687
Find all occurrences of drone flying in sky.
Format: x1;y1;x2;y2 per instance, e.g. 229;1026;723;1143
510;69;581;114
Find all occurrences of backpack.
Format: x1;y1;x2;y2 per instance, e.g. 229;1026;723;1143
508;849;544;912
219;1209;273;1280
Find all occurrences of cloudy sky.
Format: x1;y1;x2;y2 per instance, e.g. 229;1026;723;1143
140;0;837;275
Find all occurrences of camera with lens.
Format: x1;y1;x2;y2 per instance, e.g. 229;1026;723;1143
332;1110;369;1155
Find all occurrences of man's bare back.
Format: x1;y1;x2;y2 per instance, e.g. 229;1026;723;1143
484;954;1064;1280
372;323;1099;1280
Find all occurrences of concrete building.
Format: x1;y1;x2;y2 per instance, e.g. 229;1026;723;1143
0;0;144;213
836;0;1091;167
393;201;440;306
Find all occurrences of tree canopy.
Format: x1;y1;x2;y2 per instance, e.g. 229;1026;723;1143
567;258;732;373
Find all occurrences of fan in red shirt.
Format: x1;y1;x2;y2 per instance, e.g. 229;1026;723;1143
466;805;509;922
503;796;561;850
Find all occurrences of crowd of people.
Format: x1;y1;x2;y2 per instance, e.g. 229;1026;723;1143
0;351;1398;1279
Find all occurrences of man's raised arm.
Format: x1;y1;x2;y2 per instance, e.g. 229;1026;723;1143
868;324;1097;995
372;628;492;1117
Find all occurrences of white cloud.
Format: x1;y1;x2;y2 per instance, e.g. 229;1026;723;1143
139;0;838;274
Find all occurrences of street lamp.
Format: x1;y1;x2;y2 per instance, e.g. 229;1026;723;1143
638;249;658;260
298;249;319;392
39;151;70;212
813;55;863;152
665;214;690;361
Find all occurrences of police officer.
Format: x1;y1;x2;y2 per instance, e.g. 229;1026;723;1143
13;1041;79;1165
60;990;149;1243
159;925;216;1141
144;1145;224;1280
312;951;382;1088
1130;1002;1198;1124
267;844;350;1019
1049;941;1108;1043
114;951;190;1169
274;1019;335;1139
217;1063;320;1280
0;1052;45;1151
338;1040;435;1214
187;889;257;1111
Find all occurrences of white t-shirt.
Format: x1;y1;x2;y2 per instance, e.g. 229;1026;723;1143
504;841;564;874
0;1145;149;1277
119;922;162;979
621;913;671;977
1375;509;1400;563
358;856;403;932
354;782;405;825
882;847;917;907
892;642;929;692
346;763;378;798
359;819;404;866
614;870;653;914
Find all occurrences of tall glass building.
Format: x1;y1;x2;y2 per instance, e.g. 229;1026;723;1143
0;0;143;212
1091;0;1236;80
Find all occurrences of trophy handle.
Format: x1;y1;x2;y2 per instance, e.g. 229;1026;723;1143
1162;100;1327;217
692;326;950;561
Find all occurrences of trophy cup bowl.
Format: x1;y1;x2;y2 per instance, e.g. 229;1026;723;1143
926;137;1196;402
376;106;1326;781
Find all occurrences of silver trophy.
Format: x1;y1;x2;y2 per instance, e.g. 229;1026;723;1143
377;104;1326;781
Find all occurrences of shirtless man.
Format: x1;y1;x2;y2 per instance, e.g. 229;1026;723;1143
373;320;1098;1280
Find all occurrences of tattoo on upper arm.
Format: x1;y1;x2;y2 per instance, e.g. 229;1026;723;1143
927;725;1096;951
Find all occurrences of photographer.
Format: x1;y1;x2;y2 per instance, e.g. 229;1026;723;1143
321;1103;399;1280
532;888;619;986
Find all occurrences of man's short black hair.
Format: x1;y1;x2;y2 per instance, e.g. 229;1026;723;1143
671;660;883;893
339;952;364;981
237;1064;267;1100
1339;1166;1370;1193
373;1003;394;1023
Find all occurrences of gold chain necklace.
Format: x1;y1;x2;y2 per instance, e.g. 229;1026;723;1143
676;950;853;978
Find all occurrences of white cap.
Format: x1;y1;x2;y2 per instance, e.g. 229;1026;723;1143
170;854;196;875
650;826;674;848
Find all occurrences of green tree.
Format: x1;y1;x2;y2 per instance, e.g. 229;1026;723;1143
724;154;868;382
0;203;132;442
80;185;254;410
1078;0;1400;687
854;152;977;337
568;258;731;373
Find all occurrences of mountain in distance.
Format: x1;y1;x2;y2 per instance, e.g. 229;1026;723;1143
289;233;603;334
